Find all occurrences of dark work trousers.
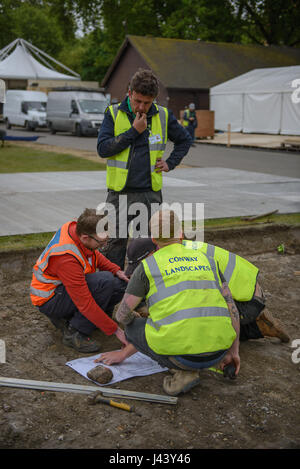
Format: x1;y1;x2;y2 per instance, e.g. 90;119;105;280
39;271;127;336
236;296;265;341
187;125;195;142
125;318;227;371
101;189;163;270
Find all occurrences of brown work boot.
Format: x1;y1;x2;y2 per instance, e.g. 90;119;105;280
256;310;290;343
163;370;201;396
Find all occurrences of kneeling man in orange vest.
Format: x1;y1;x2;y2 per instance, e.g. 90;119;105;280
30;208;129;353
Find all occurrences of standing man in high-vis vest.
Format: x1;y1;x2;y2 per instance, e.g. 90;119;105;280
30;208;129;353
95;209;241;396
97;69;192;271
183;103;198;145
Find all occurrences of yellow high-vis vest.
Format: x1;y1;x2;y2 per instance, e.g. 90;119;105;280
182;240;259;302
142;243;236;355
182;109;191;127
105;103;168;192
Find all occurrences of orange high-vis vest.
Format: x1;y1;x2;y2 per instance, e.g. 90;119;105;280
30;222;96;306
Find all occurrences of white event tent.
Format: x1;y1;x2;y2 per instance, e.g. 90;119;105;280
210;66;300;135
0;38;80;81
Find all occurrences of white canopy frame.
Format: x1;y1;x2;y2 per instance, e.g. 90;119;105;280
0;38;80;80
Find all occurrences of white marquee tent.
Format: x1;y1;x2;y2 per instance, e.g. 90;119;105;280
210;66;300;135
0;38;80;81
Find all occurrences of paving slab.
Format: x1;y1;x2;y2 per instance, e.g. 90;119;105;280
0;167;299;236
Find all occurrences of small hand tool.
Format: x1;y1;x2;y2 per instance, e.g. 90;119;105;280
223;363;236;380
208;363;237;380
87;391;133;412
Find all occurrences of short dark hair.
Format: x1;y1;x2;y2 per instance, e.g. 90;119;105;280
76;208;106;236
130;69;159;97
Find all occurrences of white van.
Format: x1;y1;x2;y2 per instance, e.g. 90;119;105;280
4;90;47;130
46;88;109;136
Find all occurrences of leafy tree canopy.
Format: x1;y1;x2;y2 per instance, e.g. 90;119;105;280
0;0;299;83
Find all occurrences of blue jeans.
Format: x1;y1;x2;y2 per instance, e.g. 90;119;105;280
39;271;126;335
125;318;227;371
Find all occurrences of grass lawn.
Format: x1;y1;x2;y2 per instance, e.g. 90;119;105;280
0;144;105;173
0;213;299;253
0;232;55;252
201;212;300;230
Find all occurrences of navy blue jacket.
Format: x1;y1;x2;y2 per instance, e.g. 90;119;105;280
97;97;192;192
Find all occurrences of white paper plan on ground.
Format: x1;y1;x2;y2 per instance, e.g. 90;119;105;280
66;351;168;386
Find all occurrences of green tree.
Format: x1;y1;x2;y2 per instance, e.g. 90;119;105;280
233;0;300;46
0;0;76;53
160;0;241;42
11;4;65;55
57;29;112;82
0;0;20;48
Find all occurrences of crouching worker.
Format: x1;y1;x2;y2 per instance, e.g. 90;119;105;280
95;209;241;396
30;208;129;353
125;236;290;343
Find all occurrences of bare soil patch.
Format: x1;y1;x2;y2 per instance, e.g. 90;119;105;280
0;224;299;450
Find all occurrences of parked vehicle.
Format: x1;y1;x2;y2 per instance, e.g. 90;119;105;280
46;87;109;136
4;90;47;130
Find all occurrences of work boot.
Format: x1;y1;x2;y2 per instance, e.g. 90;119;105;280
62;325;100;353
50;317;68;332
256;310;290;343
163;370;201;396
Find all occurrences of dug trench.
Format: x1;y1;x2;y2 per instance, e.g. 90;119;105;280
0;224;299;449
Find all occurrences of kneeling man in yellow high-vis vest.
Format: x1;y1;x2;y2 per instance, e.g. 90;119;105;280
95;209;242;396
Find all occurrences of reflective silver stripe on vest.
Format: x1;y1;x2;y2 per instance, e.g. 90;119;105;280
33;268;62;286
148;280;218;307
106;159;127;169
38;244;87;271
206;243;236;284
30;286;55;298
224;252;236;283
110;103;119;121
148;105;167;154
149;143;167;152
206;244;215;257
147;306;230;330
205;255;222;293
145;253;223;308
157;105;167;143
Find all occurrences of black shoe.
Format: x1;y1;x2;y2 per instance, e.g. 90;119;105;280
62;325;101;353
